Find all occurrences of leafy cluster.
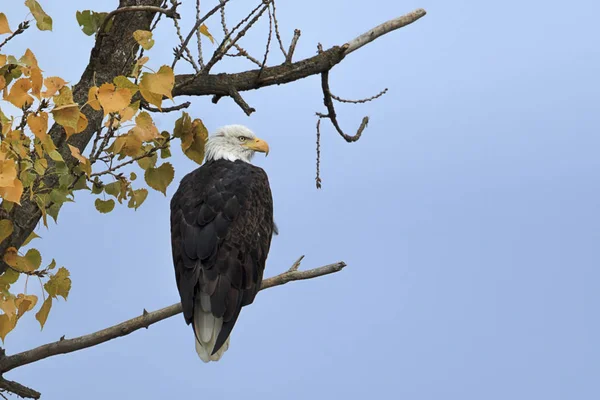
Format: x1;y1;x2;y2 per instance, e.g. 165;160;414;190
0;4;208;342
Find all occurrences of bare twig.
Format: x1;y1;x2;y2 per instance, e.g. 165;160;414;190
316;119;322;188
141;101;191;113
171;0;231;70
285;29;301;64
173;8;427;98
332;88;388;104
219;1;262;67
270;1;288;59
195;0;205;68
288;255;305;272
170;0;200;73
90;137;173;178
0;21;30;51
0;260;346;373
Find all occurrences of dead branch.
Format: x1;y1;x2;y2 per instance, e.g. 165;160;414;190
318;69;369;143
173;8;426;97
0;259;346;374
285;29;301;64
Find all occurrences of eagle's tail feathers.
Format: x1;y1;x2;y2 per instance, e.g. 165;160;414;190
193;293;230;362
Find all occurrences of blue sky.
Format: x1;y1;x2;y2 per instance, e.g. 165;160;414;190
2;0;599;399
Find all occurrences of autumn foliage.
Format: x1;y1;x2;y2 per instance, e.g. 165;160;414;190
0;2;208;342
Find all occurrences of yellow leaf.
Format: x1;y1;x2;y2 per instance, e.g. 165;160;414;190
0;220;13;244
27;112;49;140
6;78;33;108
95;198;115;214
0;76;6;92
86;86;101;110
133;30;154;50
0;159;17;187
15;293;37;317
139;65;174;109
53;85;75;106
130;111;159;142
30;66;43;99
0;314;15;342
44;266;71;300
97;83;132;115
199;24;214;44
131;56;149;78
68;144;88;165
127;188;148;210
108;133;143;157
0;178;24;204
0;14;11;35
42;76;66;98
35;296;52;329
0;55;6;66
20;49;39;68
182;119;208;164
144;162;174;195
118;100;139;123
6;248;41;273
113;76;138;94
52;104;79;131
24;0;53;31
64;112;88;138
0;295;16;319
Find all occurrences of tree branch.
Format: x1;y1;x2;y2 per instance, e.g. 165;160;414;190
173;8;426;98
0;377;40;399
0;259;346;374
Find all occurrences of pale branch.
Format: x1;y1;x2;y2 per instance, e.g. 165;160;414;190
172;8;426;98
0;378;40;399
331;88;388;104
345;8;426;55
0;260;346;374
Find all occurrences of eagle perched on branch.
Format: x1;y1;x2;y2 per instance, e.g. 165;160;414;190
170;125;274;362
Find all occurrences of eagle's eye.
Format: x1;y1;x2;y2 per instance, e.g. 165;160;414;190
238;136;247;142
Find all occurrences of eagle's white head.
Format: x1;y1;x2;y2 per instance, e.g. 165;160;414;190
205;125;269;163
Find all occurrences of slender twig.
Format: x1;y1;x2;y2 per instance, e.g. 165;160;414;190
171;0;231;70
318;69;369;143
0;21;30;51
316;119;322;189
0;260;346;373
218;1;262;67
195;0;205;68
90;137;173;178
285;29;301;64
141;101;191;113
170;0;200;73
331;88;388;104
270;1;288;59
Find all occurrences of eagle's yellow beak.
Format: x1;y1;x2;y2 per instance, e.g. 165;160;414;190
244;137;269;156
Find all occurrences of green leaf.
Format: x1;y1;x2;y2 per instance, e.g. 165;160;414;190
22;231;40;247
173;112;191;139
130;172;137;181
144;163;174;196
0;269;20;287
95;198;115;213
91;180;104;194
137;151;157;170
104;181;121;199
0;220;13;244
25;0;53;31
133;30;154;50
127;188;148;210
47;150;63;162
35;296;52;329
183;119;208;164
23;248;42;271
113;75;138;94
47;259;56;270
75;10;109;36
44;267;71;300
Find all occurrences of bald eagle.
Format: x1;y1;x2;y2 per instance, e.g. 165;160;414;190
170;125;274;362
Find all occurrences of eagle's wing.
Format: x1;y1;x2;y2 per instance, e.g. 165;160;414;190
170;160;274;361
